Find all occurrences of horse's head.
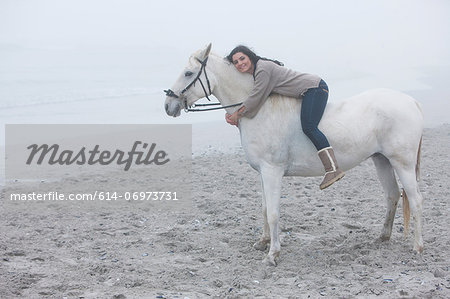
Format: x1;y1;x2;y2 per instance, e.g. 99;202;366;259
164;43;214;117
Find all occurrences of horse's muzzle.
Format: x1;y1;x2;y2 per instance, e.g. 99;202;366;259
164;98;182;117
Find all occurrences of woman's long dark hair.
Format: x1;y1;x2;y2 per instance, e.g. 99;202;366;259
226;45;284;67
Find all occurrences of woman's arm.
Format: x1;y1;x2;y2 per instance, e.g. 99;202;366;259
241;70;272;117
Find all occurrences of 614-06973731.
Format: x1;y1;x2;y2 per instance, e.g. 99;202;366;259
9;191;179;201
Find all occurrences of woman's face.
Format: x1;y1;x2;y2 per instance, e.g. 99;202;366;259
231;52;253;74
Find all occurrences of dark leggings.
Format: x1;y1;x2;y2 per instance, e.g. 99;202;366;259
301;79;330;151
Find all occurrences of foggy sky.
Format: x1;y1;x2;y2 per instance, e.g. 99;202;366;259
1;0;450;96
1;0;449;60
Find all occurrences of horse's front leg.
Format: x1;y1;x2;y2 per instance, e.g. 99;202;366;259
253;186;270;251
259;164;284;266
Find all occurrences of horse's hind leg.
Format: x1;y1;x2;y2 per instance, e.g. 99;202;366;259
390;161;424;252
372;154;401;241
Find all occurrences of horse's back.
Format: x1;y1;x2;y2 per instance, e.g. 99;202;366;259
323;88;423;148
328;88;422;123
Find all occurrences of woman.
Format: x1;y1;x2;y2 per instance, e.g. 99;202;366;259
225;45;344;190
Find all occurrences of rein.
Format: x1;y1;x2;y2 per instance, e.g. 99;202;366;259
164;57;242;112
186;102;243;112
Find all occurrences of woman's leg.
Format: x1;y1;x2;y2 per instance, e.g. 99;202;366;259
301;80;344;189
301;80;330;150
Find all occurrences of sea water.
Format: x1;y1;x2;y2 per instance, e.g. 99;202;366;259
0;46;227;136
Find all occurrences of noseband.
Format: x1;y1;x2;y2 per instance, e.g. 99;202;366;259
164;57;242;112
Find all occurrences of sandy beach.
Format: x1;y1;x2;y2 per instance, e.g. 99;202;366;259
1;123;449;298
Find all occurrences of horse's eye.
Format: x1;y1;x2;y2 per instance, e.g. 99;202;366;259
185;71;193;77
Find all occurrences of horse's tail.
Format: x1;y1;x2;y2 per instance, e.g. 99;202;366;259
414;99;423;182
402;135;422;237
415;136;422;182
402;188;410;238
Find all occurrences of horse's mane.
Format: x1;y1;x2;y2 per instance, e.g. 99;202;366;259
263;94;300;118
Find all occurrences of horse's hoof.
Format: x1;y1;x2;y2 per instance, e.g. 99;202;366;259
414;244;424;254
262;251;280;266
378;234;390;242
253;240;268;251
262;255;277;266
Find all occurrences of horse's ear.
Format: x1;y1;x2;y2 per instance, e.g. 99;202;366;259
199;43;212;60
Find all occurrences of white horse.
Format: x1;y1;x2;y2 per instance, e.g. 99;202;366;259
164;44;424;266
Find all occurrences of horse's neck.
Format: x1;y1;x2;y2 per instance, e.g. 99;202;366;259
209;54;253;112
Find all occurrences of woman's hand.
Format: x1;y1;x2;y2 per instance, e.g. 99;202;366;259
225;106;245;127
225;111;239;126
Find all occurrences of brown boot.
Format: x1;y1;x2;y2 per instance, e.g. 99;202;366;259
317;147;345;190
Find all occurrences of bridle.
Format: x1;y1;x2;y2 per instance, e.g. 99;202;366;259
164;57;242;112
